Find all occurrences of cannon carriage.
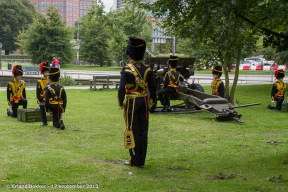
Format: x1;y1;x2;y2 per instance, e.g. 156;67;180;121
145;57;260;122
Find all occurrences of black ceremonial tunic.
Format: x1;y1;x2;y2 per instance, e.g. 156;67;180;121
45;82;67;128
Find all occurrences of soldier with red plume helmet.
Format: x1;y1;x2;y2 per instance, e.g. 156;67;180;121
268;69;286;111
37;61;50;126
6;65;27;117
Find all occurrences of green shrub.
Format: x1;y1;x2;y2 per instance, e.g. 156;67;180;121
60;72;78;86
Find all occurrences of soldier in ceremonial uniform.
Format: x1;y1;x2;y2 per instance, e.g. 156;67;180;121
268;69;286;111
211;66;225;98
157;55;184;111
7;65;27;118
118;36;156;168
45;68;67;130
36;61;50;126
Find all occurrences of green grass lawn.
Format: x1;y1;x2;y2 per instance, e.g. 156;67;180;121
0;85;287;191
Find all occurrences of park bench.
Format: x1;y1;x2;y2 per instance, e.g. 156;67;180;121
90;75;120;90
23;66;39;75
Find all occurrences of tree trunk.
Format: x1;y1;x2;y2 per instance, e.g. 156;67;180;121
223;53;230;99
229;44;242;103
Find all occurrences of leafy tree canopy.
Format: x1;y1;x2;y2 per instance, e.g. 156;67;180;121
16;6;74;64
105;4;153;64
79;2;111;65
130;0;288;102
79;1;152;65
0;0;36;53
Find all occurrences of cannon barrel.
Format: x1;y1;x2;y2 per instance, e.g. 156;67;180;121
229;102;261;109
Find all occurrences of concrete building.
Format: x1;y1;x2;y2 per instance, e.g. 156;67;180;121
113;0;157;10
30;0;97;26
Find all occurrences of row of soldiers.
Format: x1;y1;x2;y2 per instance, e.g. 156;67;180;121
211;66;286;111
6;62;67;130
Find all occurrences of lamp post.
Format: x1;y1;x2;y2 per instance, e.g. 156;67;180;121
76;21;80;65
0;42;2;70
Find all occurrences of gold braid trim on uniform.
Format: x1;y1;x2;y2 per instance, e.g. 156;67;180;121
125;83;135;89
130;44;144;47
211;78;222;95
124;98;136;152
213;69;222;73
143;68;150;85
8;80;25;104
47;83;63;105
49;71;60;75
274;81;286;97
37;78;49;103
167;69;179;88
127;64;148;90
125;68;139;90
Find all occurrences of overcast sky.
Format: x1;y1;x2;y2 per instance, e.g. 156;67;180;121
103;0;114;12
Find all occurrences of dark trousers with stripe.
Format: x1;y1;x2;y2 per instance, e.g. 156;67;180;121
48;104;61;128
275;96;284;110
39;103;47;124
126;97;149;167
157;87;177;106
11;99;27;118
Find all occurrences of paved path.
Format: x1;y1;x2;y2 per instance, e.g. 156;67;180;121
0;67;276;88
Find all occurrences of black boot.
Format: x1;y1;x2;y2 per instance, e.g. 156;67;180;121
166;105;172;111
59;119;65;130
7;107;13;116
161;105;167;111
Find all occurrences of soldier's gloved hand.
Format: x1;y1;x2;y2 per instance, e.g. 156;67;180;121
7;106;12;111
119;106;123;110
271;96;275;103
61;113;65;116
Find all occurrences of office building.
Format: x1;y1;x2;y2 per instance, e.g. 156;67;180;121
30;0;97;26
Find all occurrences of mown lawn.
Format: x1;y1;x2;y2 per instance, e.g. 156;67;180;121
0;84;287;191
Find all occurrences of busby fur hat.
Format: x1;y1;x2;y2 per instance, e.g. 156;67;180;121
126;36;146;61
49;67;60;82
39;61;50;74
212;66;222;77
274;69;285;79
168;55;179;68
12;65;23;76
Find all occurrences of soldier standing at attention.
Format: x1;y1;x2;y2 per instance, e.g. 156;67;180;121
7;65;27;118
211;66;225;98
268;69;286;111
118;36;157;168
45;68;67;130
157;55;184;111
37;61;50;126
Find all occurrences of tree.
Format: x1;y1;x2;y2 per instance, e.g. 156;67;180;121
105;4;153;65
131;0;288;103
16;6;74;64
0;0;36;54
79;2;111;66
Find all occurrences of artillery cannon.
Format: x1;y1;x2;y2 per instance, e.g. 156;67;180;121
145;57;260;122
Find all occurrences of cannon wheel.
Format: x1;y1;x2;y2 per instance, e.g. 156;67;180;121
188;83;205;92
